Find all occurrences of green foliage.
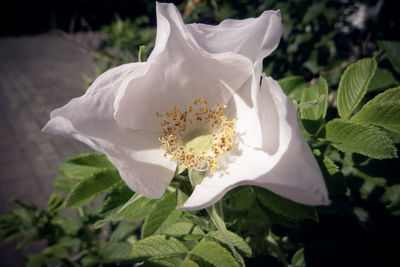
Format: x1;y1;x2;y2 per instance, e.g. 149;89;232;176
254;188;319;224
190;241;240;267
208;230;253;258
65;170;122;208
300;76;329;134
337;58;377;119
368;67;399;92
278;76;306;101
59;152;116;179
352;86;400;132
142;192;182;239
325;119;397;159
378;40;400;74
129;235;188;261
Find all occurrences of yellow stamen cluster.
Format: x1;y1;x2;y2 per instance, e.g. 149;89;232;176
157;98;236;173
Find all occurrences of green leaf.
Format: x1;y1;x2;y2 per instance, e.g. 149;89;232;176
209;230;253;258
206;204;244;265
59;152;116;179
325;119;397;159
99;183;134;214
291;248;305;267
142;192;182;238
46;194;64;213
368;67;398;92
313;150;346;196
352;86;400;132
100;242;132;262
109;223;138;242
278;76;305;101
378;40;400;73
94;194;155;228
128;235;188;261
337;58;377;119
65;170;122;208
300;76;328;134
191;241;240;267
254;187;318;222
160;222;196;237
301;77;328;119
352;102;400;133
43;245;69;259
180;259;200;267
26;253;50;267
53;177;76;192
140;260;176;267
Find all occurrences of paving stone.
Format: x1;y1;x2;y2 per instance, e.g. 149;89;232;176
0;33;100;266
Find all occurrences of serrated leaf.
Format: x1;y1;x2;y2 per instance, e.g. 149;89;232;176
99;183;134;215
59;152;116;179
65;170;122;208
352;102;400;132
301;77;328;119
142;192;182;238
300;76;328;134
337;58;377;119
352;86;400;132
278;76;305;101
191;241;240;267
100;242;132;262
368;67;398;92
325;119;397;159
378;40;400;73
209;230;253;258
368;85;400;103
128;235;187;261
161;222;196;237
254;187;318;222
94;194;155;228
292;248;305;267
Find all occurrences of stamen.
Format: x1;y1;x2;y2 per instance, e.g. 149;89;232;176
157;98;236;173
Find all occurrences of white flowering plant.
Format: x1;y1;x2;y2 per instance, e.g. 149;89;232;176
1;1;400;267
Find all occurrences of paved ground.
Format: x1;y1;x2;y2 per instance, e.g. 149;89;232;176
0;33;101;266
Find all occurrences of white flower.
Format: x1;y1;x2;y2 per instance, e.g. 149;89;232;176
43;2;330;210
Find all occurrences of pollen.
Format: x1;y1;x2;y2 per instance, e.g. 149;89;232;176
157;98;236;173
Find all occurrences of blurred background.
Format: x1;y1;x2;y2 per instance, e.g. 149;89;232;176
0;0;399;266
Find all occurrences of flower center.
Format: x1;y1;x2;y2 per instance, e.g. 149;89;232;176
157;98;236;173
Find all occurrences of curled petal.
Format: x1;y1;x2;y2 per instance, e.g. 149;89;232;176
186;9;282;65
113;2;254;132
180;76;330;210
42;63;176;198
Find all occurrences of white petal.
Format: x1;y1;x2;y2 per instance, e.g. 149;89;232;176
42;63;176;198
186;10;282;64
113;2;253;131
180;76;330;210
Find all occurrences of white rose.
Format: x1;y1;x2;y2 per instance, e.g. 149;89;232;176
43;2;330;210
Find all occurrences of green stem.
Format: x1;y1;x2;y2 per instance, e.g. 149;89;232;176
206;204;245;266
187;169;245;266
